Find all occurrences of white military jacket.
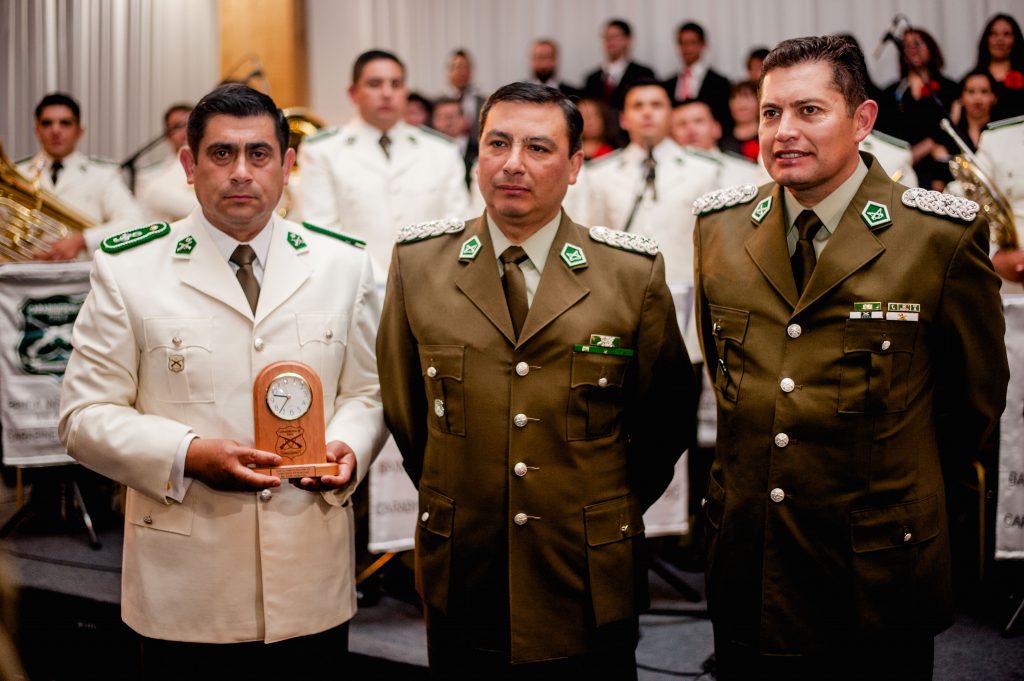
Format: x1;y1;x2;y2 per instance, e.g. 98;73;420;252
295;118;471;282
59;211;387;643
17;150;146;254
135;154;198;223
585;139;719;287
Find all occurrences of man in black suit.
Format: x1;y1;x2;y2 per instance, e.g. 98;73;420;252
583;19;655;112
663;22;733;132
528;38;580;99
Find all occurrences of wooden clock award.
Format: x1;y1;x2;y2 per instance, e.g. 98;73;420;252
251;361;338;479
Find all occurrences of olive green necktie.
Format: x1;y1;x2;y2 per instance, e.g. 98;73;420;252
230;244;260;314
791;210;823;296
500;246;529;337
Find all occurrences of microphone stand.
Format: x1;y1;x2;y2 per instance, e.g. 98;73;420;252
623;143;657;233
119;131;169;193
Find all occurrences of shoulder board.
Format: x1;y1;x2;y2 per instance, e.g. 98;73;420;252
986;114;1024;131
100;222;171;254
14;156;33;166
87;156;119;167
417;125;456;144
588;226;658;256
396;218;465;244
867;130;911;149
692;183;759;216
721;149;755;164
684;148;723;166
586;149;623;168
901;188;978;223
302;221;366;248
303;127;340;144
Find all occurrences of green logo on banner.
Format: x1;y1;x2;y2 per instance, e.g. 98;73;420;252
18;294;85;375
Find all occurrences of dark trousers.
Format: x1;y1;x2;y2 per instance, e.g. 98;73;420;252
139;621;349;680
426;606;638;681
714;634;934;681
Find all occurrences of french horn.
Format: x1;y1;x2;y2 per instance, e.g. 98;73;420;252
0;143;93;262
940;118;1018;249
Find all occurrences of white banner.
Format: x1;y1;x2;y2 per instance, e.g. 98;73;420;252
0;262;92;467
997;294;1024;560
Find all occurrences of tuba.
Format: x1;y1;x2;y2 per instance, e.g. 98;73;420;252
0;143;93;262
940;118;1018;249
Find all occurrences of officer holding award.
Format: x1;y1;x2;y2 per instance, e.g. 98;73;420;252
59;83;386;677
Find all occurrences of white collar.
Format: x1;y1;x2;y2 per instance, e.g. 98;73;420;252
198;210;274;271
486;211;562;276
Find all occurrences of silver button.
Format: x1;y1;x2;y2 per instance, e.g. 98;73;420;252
513;413;528;428
421;511;430;522
260;489;272;501
325;328;334;340
171;335;182;347
774;433;790;448
515;362;530;377
770;488;785;503
434;399;445;417
620;523;630;533
427;366;437;378
598;377;609;388
700;497;707;508
143;514;153;525
254;338;264;351
787;324;802;338
881;340;891;351
780;378;795;393
513;512;529;526
513;462;528;477
903;531;912;543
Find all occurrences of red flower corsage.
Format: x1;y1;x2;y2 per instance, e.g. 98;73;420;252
1005;70;1024;90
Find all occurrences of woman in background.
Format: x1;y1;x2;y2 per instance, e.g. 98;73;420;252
973;13;1024;120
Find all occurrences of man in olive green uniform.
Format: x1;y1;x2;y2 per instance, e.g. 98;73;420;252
378;83;695;679
694;37;1008;680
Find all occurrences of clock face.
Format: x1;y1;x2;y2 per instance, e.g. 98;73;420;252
265;372;313;421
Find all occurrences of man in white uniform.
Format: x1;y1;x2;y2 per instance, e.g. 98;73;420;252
17;93;145;260
671;99;769;188
297;49;470;282
975;115;1024;289
59;83;386;678
136;103;198;222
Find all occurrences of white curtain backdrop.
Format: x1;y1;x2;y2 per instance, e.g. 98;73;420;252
0;0;219;165
308;0;1024;125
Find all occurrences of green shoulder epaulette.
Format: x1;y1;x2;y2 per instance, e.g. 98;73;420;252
588;226;658;256
901;188;978;223
868;130;911;149
692;183;759;216
302;221;366;248
396;218;465;244
683;148;723;166
100;222;171;254
986;114;1024;131
88;156;119;167
303;127;340;144
14;156;33;166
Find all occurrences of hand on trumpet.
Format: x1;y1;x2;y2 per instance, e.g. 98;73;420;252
33;233;86;261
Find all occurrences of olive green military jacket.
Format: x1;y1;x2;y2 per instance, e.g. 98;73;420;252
378;212;695;663
694;155;1009;655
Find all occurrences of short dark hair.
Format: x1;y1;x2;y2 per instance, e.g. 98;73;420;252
478;82;583;157
747;47;770;67
163;103;193;130
678;22;705;42
406;92;434;120
35;93;81;123
186;83;289;158
623;78;671;104
352;49;405;86
606;19;632;38
960;69;999;96
450;48;471;63
761;35;868;114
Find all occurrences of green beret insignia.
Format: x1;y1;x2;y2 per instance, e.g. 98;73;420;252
692;184;759;216
396;218;465;243
588;226;658;256
302;221;366;248
101;222;170;254
901;189;978;222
